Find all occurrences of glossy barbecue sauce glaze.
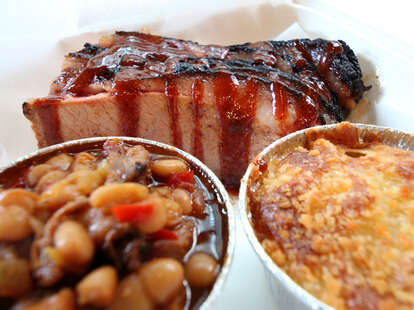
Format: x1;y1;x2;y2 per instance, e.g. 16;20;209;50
213;74;258;189
0;140;229;310
34;33;346;187
318;41;343;76
114;79;141;136
191;79;204;162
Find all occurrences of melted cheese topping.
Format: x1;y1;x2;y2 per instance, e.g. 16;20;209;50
253;138;414;310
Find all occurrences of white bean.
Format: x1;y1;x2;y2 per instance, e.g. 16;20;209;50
54;221;94;266
107;273;154;310
23;288;76;310
151;159;188;177
36;170;67;193
135;196;167;234
90;183;148;209
0;189;38;212
185;252;218;287
0;258;33;298
46;154;74;171
27;164;53;187
72;152;97;171
0;206;32;241
140;258;184;305
172;189;192;214
76;266;118;307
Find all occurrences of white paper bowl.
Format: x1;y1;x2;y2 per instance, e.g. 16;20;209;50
0;136;235;310
239;122;414;310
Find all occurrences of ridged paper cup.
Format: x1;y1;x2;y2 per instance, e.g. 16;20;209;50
239;122;414;310
0;136;235;310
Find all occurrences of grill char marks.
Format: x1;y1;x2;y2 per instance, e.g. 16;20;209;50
68;43;108;59
23;32;368;187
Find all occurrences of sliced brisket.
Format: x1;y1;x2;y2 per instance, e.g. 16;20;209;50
23;32;368;187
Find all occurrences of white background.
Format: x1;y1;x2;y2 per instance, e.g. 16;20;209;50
1;1;414;309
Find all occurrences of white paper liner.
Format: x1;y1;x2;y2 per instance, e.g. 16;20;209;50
0;144;7;167
0;0;390;166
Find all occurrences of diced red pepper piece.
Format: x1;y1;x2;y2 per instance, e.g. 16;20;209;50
167;171;194;187
112;202;154;223
150;229;178;241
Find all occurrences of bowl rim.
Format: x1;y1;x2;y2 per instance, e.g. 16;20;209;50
238;122;414;310
0;136;236;310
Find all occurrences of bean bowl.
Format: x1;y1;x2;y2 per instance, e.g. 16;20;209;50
0;136;235;310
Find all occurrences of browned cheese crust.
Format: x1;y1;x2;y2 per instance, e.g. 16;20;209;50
250;136;414;310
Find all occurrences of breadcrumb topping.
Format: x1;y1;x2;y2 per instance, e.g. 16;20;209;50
250;138;414;310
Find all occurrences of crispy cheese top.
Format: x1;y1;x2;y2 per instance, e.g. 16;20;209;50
251;138;414;310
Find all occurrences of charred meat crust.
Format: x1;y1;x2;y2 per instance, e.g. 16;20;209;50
58;32;367;105
320;92;344;122
335;39;370;99
68;43;108;59
22;101;29;117
272;39;368;99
